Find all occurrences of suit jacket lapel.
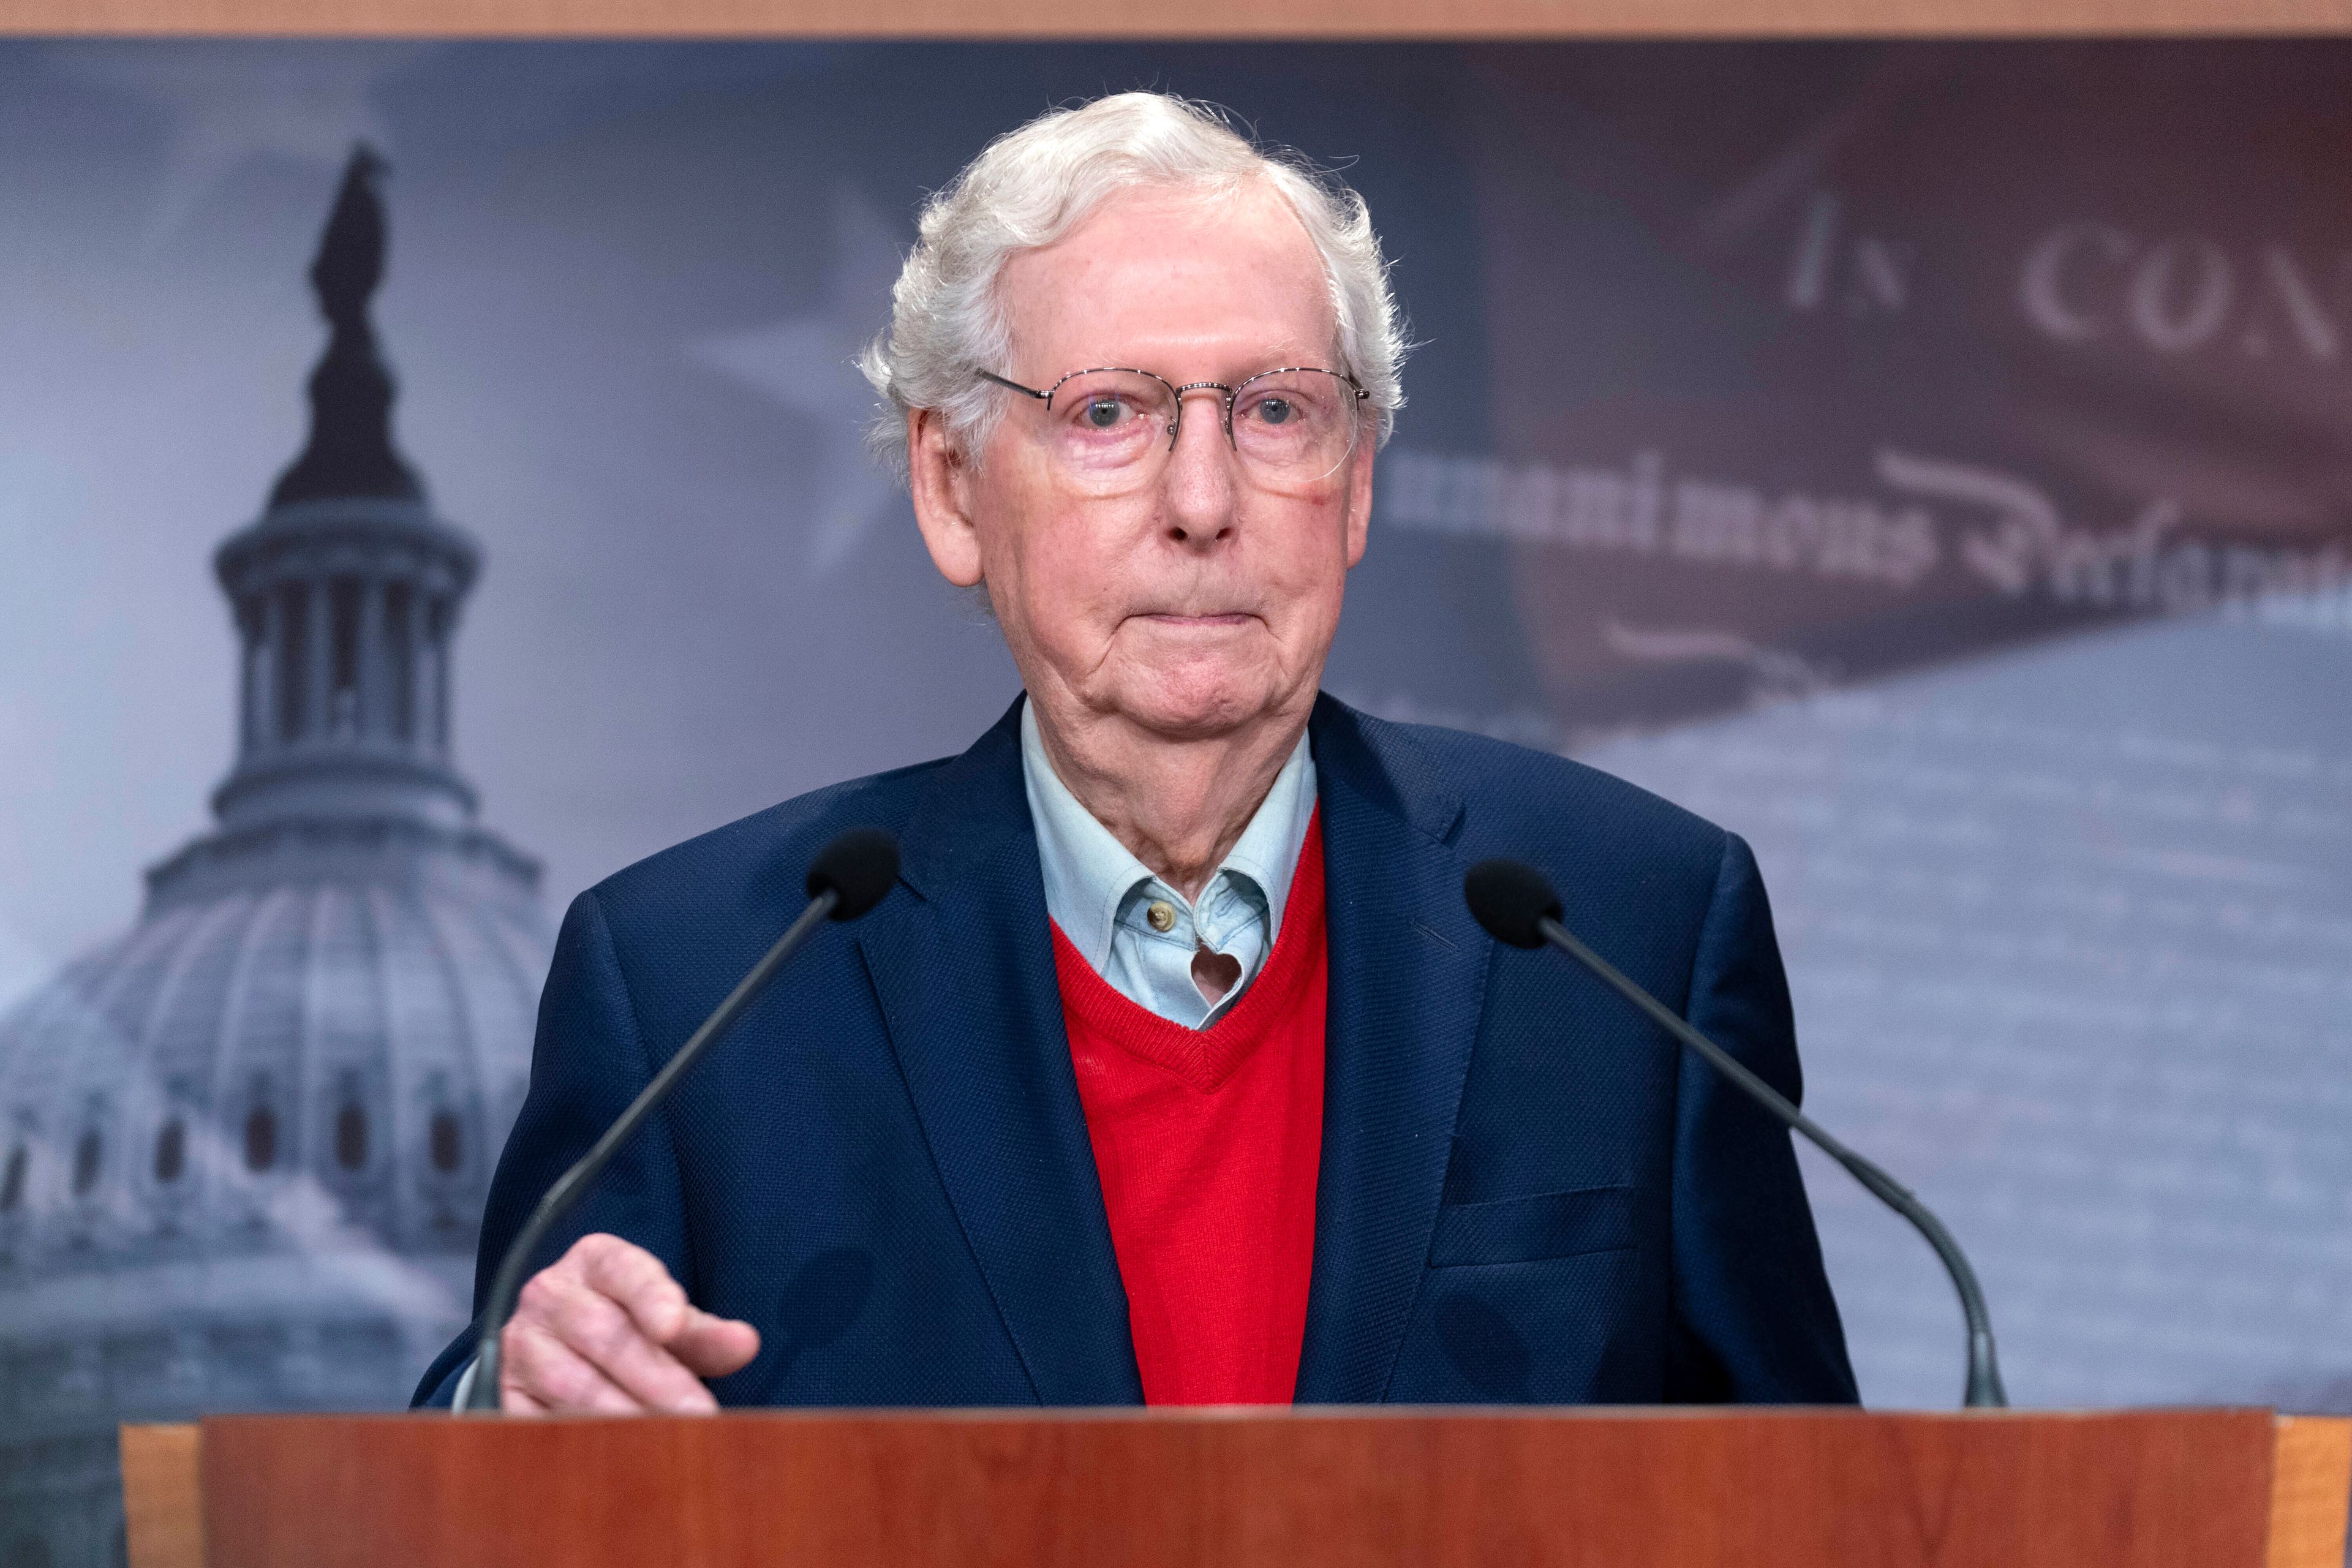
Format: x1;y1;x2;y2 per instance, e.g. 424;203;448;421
1294;695;1493;1403
854;699;1143;1405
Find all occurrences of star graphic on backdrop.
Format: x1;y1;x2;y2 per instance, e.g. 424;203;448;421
687;189;907;576
48;42;422;244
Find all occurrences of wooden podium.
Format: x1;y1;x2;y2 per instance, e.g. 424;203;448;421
123;1408;2350;1568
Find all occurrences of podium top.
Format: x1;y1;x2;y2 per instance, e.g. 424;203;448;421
123;1406;2350;1568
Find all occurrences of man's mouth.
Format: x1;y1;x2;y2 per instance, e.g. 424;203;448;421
1137;611;1251;627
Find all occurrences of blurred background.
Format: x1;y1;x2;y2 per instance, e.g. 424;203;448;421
1;39;2347;1565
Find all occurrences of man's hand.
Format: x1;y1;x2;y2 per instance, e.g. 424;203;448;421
498;1233;760;1414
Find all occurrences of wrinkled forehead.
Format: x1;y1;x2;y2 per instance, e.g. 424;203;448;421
994;180;1339;380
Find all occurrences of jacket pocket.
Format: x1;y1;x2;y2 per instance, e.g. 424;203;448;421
1427;1185;1638;1268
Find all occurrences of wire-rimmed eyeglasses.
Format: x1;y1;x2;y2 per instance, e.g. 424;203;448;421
975;365;1369;494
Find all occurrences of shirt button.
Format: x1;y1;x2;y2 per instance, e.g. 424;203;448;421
1145;900;1177;933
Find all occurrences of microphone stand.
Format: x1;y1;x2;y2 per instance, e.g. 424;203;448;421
1529;909;2007;1409
459;827;897;1414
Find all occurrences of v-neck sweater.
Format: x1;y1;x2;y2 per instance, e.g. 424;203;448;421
1047;810;1328;1406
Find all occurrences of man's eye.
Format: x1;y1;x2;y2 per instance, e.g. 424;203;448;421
1254;397;1296;426
1082;397;1125;429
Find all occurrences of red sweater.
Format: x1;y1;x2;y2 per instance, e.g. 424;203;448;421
1048;813;1328;1406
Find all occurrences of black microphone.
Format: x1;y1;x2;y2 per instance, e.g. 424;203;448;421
459;827;900;1414
1463;857;2007;1409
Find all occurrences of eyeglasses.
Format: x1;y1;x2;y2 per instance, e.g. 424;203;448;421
975;365;1369;496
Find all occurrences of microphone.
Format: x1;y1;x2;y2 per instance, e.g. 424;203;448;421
1463;858;2007;1409
459;827;900;1414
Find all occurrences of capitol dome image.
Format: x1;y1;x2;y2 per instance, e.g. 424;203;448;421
0;148;547;1567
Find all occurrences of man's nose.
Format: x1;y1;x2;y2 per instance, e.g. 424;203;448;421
1162;390;1236;549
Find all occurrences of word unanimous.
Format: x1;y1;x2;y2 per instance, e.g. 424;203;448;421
1381;445;2352;624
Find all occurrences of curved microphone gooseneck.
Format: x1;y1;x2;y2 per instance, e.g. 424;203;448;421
1463;857;2007;1409
459;827;900;1414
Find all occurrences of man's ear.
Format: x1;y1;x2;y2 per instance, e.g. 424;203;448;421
1342;428;1376;570
908;407;985;587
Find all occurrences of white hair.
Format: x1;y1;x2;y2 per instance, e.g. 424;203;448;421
858;92;1406;480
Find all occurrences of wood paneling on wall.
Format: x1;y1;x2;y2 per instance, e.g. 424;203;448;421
3;0;2348;34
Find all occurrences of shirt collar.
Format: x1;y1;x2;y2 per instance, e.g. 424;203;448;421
1020;698;1316;974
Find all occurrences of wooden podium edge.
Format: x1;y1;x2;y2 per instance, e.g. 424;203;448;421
2268;1414;2352;1568
120;1423;203;1568
122;1409;2352;1568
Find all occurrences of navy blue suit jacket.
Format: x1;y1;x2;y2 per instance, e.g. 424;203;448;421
415;695;1855;1408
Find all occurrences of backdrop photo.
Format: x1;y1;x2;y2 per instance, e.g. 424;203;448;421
1;38;2347;1566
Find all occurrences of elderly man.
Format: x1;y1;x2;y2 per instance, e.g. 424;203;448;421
414;92;1855;1414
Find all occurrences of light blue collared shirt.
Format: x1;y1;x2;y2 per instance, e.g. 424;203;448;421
1021;700;1316;1031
